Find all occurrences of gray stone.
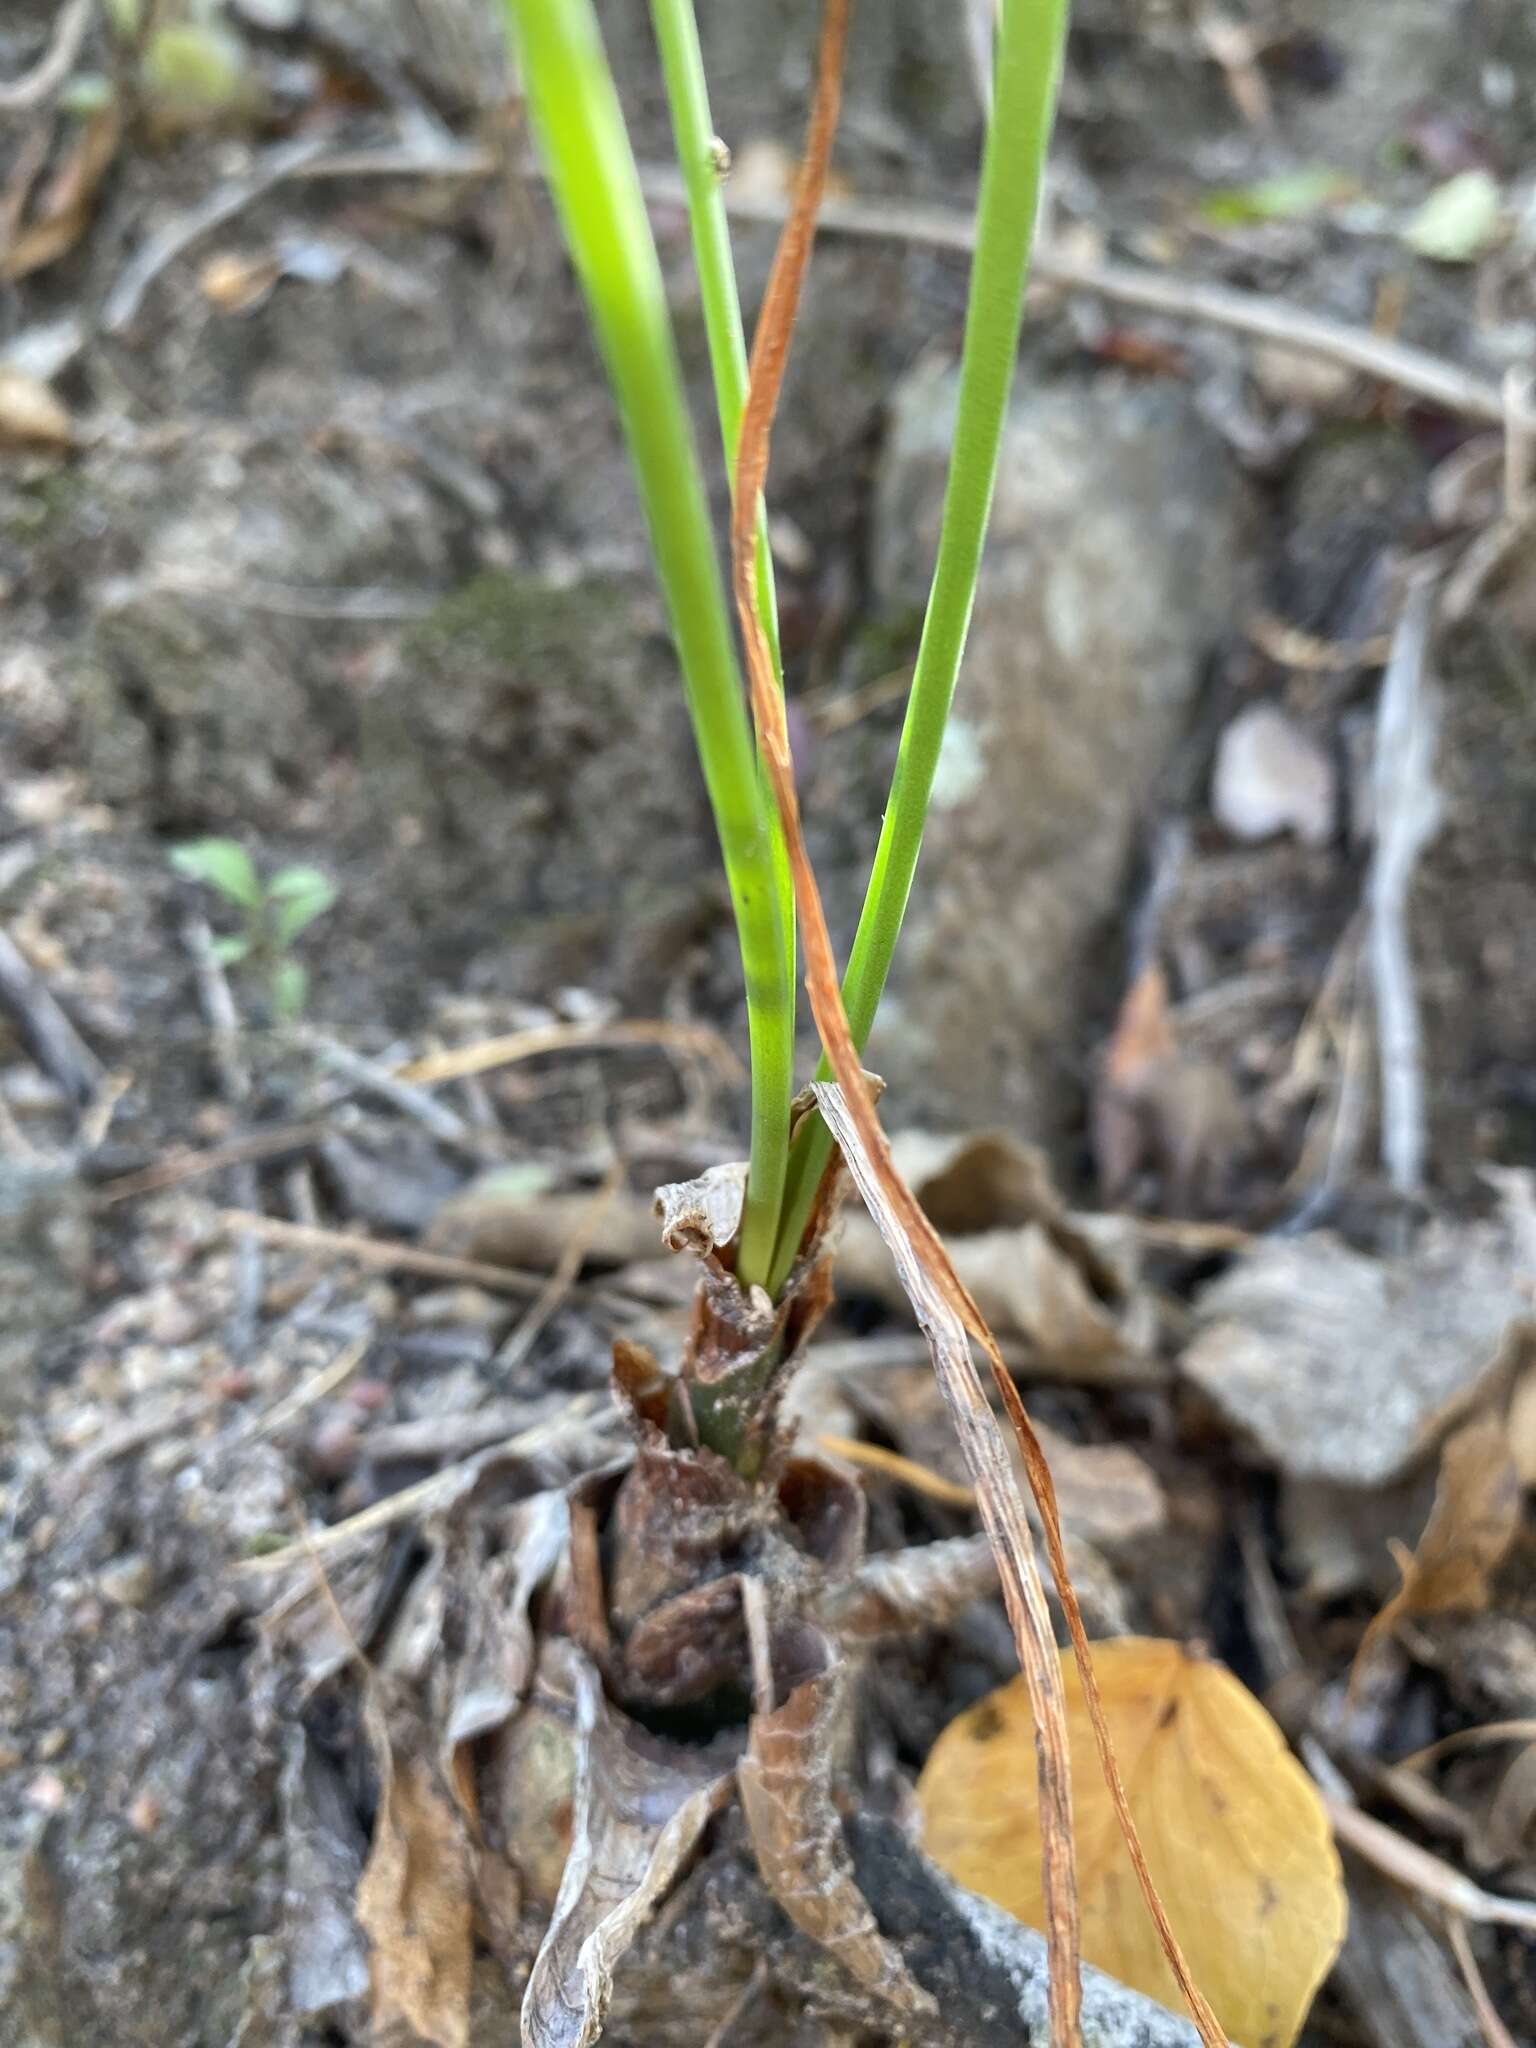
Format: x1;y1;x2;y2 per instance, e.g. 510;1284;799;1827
864;368;1254;1145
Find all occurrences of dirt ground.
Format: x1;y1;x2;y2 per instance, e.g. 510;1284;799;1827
3;4;1536;2046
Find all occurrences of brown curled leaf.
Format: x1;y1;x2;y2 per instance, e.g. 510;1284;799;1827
355;1689;473;2048
522;1641;736;2048
820;1532;998;1645
1351;1412;1521;1700
739;1623;934;2015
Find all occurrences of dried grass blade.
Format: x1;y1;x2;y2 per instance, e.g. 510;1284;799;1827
729;3;1085;2032
730;8;1221;2041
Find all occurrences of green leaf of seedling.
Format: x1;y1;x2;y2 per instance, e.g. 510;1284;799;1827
271;958;308;1022
1201;166;1356;226
211;933;252;965
1403;170;1504;263
268;865;337;946
170;838;263;910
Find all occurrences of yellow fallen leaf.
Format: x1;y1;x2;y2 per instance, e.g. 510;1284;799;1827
917;1637;1346;2048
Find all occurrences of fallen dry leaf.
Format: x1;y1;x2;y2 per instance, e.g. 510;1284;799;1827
918;1638;1347;2048
739;1623;932;2014
1182;1175;1536;1486
1352;1413;1521;1694
0;366;74;450
355;1691;473;2048
1;107;121;281
1093;961;1246;1216
522;1641;734;2048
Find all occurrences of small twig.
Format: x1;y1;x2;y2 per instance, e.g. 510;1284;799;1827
117;134;1505;424
0;927;104;1110
0;0;93;112
240;1331;371;1444
1444;1913;1521;2048
303;1030;471;1147
1319;1787;1536;1934
393;1017;741;1088
229;1395;605;1574
215;1208;548;1296
494;1162;625;1377
637;165;1509;427
182;913;249;1104
93;1121;330;1205
1503;367;1536;517
1368;574;1441;1199
101;133;330;333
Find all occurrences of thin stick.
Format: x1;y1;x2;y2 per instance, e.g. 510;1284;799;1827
304;1030;471;1146
94;1122;331;1204
0;927;104;1108
242;1332;371;1443
101;135;331;333
230;1396;603;1574
121;134;1505;425
215;1209;547;1296
495;1162;625;1376
392;1016;739;1087
655;168;1508;428
0;0;93;112
1324;1798;1536;1934
1445;1914;1521;2048
1369;573;1440;1199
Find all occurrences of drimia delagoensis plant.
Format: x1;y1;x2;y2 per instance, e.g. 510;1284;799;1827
496;5;1229;2046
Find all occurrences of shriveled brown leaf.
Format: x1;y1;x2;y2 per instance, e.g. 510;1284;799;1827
1183;1176;1536;1486
739;1623;933;2013
1;107;121;281
0;367;75;450
355;1691;473;2048
1352;1414;1521;1695
522;1641;735;2048
1093;961;1246;1215
919;1640;1347;2048
819;1532;997;1644
442;1487;569;1759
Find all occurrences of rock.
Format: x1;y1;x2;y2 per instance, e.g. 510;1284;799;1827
1211;703;1335;848
863;370;1255;1145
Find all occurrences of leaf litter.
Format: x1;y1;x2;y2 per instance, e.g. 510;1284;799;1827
917;1638;1347;2048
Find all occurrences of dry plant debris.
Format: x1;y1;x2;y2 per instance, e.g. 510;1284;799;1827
917;1638;1348;2048
1181;1173;1536;1486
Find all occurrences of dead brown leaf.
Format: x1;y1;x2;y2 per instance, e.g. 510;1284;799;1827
1;107;121;281
1183;1176;1536;1487
0;368;75;451
1352;1414;1522;1695
1093;960;1246;1215
355;1691;473;2048
739;1622;933;2013
918;1639;1347;2048
521;1641;735;2048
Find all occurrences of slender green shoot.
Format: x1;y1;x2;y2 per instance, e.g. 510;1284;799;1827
648;0;798;1111
501;0;793;1287
767;0;1070;1293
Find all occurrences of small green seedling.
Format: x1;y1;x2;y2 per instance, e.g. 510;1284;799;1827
170;838;336;1022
